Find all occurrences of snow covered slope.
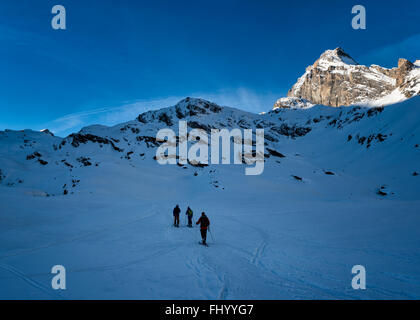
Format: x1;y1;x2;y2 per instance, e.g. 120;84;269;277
0;96;420;299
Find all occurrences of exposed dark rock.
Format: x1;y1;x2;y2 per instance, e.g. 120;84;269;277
237;119;251;129
137;136;162;148
377;189;387;196
292;175;303;181
187;121;214;133
137;114;148;123
175;106;185;119
270;124;311;138
355;133;388;148
367;107;384;117
358;136;366;145
377;185;388;196
328;119;337;126
63;161;73;168
264;133;279;143
266;148;285;158
77;157;92;166
67;133;123;152
38;159;48;165
255;120;276;129
125;151;134;159
158;112;173;126
26;152;42;160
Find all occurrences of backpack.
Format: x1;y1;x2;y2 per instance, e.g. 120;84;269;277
201;216;209;228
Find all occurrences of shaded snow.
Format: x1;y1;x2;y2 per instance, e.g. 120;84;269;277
0;97;420;299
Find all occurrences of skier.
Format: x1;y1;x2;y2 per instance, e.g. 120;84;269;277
186;206;194;227
173;204;181;227
196;212;210;245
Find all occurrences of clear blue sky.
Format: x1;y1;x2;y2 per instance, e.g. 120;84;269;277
0;0;419;136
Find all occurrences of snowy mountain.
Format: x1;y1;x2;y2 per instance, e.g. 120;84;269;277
1;59;420;299
0;97;312;195
280;47;420;108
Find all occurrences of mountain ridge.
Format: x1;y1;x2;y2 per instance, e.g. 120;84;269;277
1;47;420;197
1;95;419;197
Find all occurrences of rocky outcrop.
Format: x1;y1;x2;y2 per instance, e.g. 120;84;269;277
137;97;222;124
63;133;123;152
280;47;419;108
273;97;313;110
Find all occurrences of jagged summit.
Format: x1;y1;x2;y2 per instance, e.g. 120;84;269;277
135;97;224;127
280;48;419;108
174;97;217;108
314;47;358;70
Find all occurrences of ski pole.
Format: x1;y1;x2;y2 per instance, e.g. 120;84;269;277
197;224;201;242
208;226;215;243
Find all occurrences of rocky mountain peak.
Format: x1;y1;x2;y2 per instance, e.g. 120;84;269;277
279;48;419;108
314;47;358;68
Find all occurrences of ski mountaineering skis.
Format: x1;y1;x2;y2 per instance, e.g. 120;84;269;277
199;241;209;247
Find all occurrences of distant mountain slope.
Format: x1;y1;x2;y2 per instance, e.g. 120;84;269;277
274;47;420;109
1;96;419;200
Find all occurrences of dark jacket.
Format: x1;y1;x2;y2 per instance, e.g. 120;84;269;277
196;215;210;230
173;206;180;216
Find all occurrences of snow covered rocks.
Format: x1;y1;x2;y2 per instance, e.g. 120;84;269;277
273;97;314;110
155;120;266;175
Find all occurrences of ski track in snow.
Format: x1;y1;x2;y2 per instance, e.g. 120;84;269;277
0;209;158;261
251;240;267;266
186;253;230;300
0;263;64;299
